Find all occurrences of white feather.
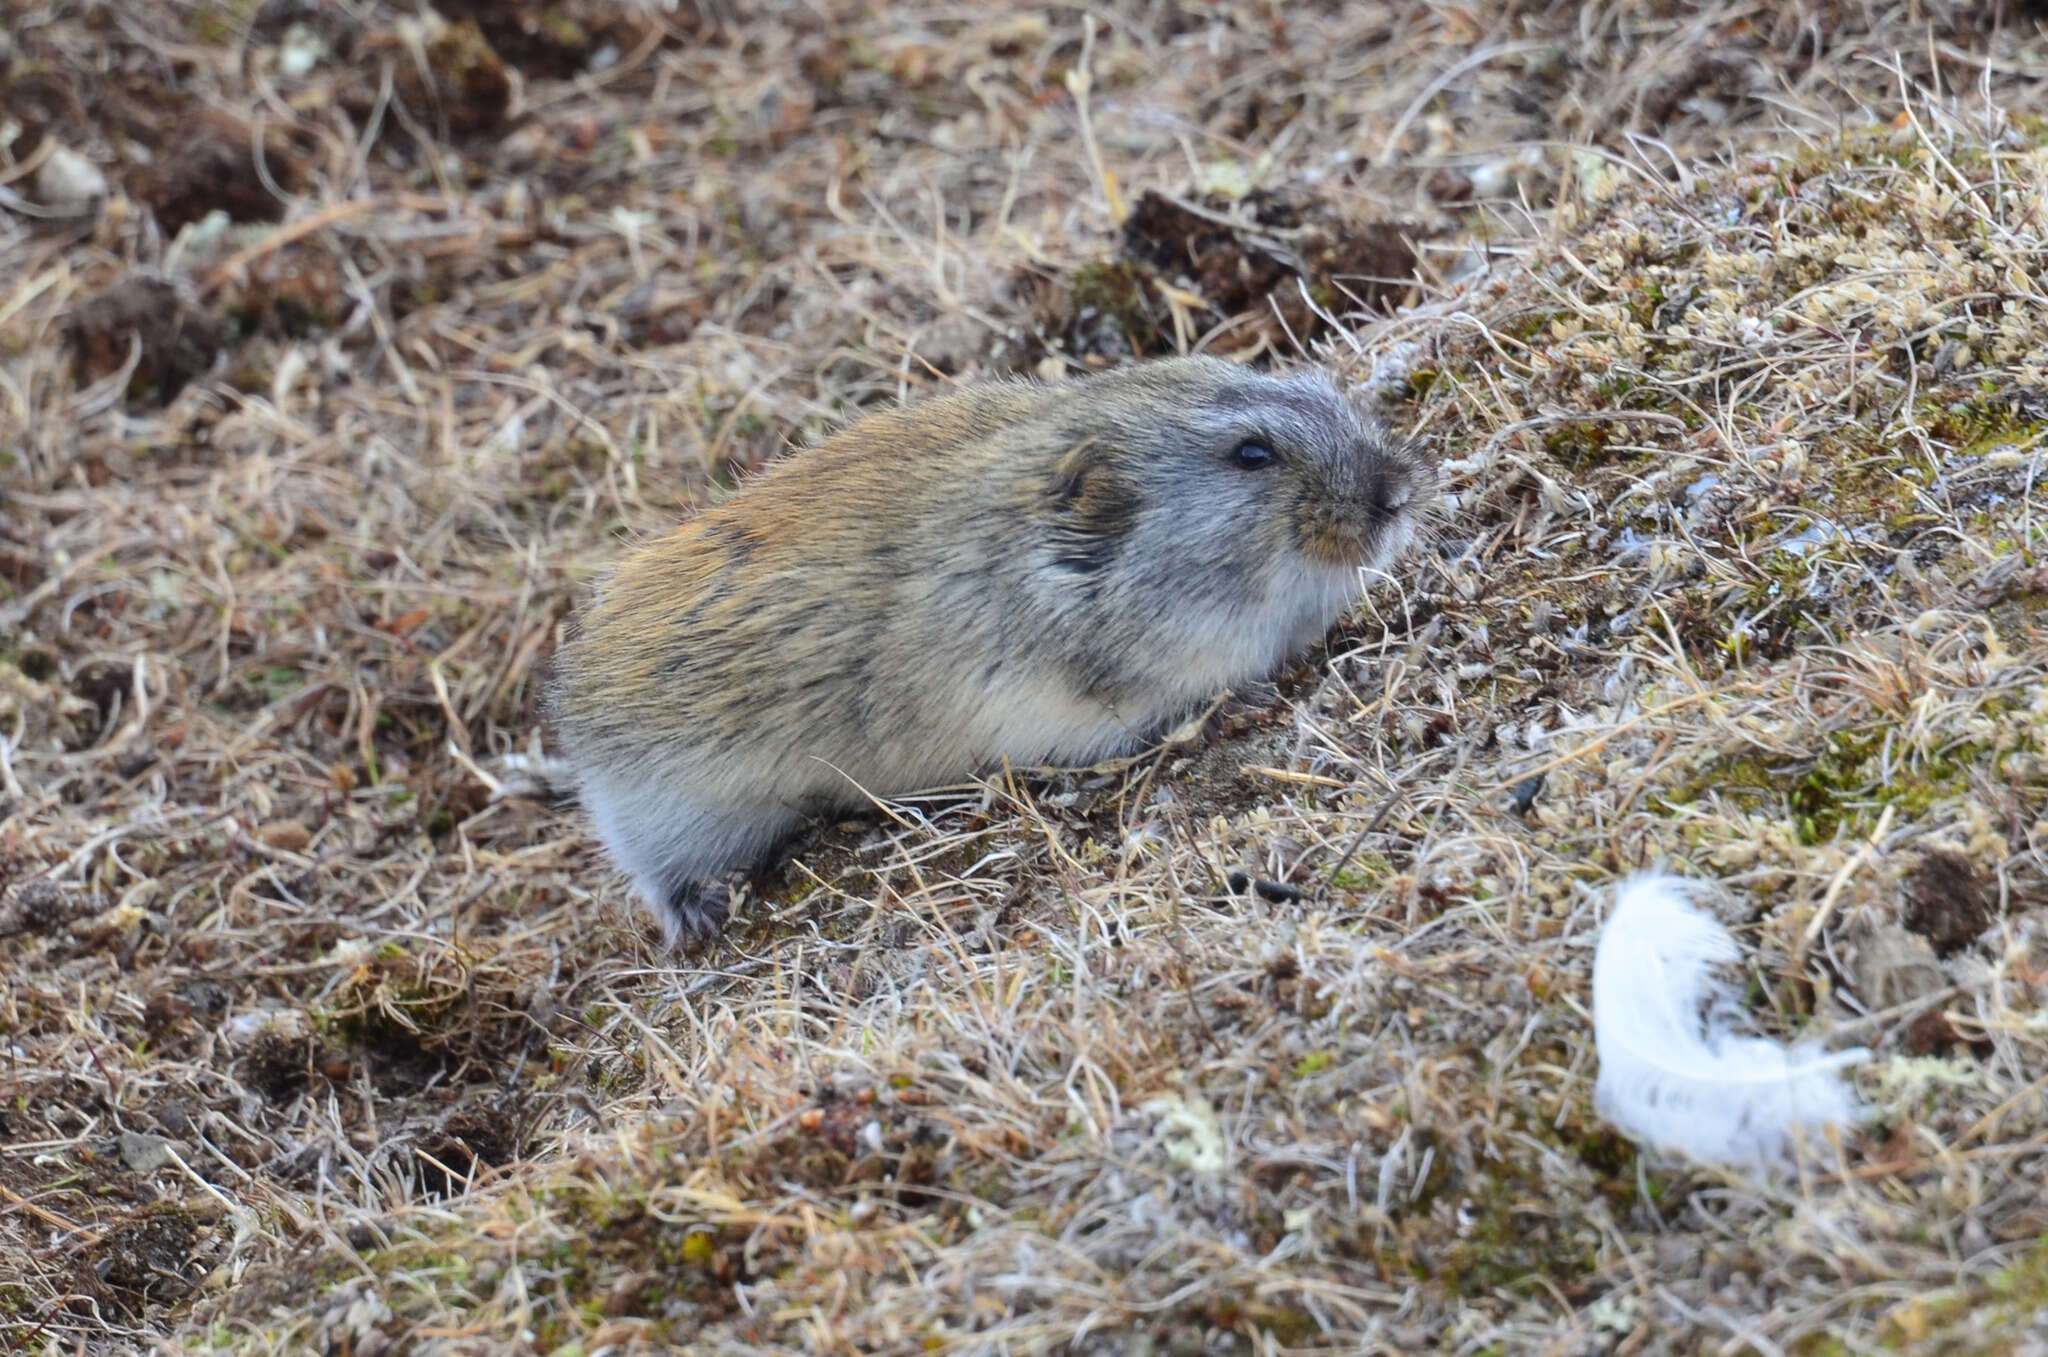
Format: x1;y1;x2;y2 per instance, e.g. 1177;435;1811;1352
1592;875;1868;1169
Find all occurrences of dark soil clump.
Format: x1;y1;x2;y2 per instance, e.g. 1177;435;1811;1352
1902;850;1995;956
1040;185;1424;362
66;278;226;407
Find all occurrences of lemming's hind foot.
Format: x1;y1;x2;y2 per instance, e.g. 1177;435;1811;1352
658;879;735;948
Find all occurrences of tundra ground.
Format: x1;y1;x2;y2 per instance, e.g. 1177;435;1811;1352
3;3;2047;1353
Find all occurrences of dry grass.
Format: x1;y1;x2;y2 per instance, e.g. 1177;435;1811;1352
4;2;2048;1353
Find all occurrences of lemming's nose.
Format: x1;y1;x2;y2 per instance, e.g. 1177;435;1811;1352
1366;467;1405;517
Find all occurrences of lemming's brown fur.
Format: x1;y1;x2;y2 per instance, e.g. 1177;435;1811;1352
549;355;1426;941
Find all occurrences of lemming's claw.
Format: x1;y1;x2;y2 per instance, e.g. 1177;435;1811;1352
661;879;731;947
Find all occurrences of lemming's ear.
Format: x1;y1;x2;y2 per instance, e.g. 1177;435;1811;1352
1040;439;1140;576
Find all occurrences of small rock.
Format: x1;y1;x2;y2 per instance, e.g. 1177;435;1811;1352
1253;877;1304;904
1469;158;1516;198
117;1131;182;1174
257;819;313;852
1851;924;1946;1010
223;1008;311;1044
1508;772;1546;815
34;145;108;213
278;22;326;77
913;313;989;374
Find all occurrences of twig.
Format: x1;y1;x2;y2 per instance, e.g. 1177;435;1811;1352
1796;803;1898;963
201;193;459;295
1064;16;1127;227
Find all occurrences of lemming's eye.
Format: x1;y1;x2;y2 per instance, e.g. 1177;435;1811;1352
1233;440;1274;469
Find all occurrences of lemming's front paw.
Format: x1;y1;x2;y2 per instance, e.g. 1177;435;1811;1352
660;879;732;947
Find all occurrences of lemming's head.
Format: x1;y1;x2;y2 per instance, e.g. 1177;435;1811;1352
1047;356;1426;585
